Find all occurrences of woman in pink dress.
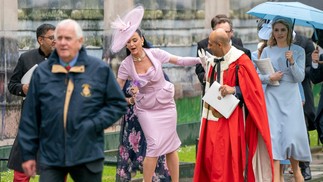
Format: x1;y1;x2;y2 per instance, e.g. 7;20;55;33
110;6;203;182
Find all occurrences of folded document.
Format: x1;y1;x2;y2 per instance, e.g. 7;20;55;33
202;81;240;119
21;64;38;84
254;58;279;86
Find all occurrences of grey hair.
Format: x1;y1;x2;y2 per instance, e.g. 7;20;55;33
55;19;83;39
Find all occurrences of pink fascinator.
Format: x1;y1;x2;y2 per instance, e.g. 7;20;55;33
110;5;144;53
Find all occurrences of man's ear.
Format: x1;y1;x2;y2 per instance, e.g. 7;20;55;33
78;37;84;45
37;37;43;45
80;37;84;43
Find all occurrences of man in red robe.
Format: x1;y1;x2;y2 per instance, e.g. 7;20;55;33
194;28;274;182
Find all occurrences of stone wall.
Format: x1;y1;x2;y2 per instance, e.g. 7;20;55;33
15;1;206;100
1;1;208;142
5;0;318;142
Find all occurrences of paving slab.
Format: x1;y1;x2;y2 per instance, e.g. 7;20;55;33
132;147;323;182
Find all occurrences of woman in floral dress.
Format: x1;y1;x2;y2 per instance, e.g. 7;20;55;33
116;79;171;182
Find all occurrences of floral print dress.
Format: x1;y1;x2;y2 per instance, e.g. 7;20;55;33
116;80;171;182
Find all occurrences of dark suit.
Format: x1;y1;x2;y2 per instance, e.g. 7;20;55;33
310;54;323;143
294;34;316;131
195;37;251;93
294;34;316;180
7;48;50;172
8;48;50;97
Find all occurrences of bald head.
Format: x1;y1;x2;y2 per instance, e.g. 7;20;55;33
208;29;231;57
212;29;230;45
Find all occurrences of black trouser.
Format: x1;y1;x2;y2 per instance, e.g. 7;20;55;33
317;114;323;144
39;159;103;182
299;161;310;170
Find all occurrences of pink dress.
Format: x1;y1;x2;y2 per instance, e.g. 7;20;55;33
118;48;181;157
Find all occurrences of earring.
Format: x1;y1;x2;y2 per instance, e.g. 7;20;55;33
142;42;144;45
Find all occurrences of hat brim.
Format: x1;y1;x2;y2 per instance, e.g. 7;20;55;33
111;6;144;53
258;26;272;40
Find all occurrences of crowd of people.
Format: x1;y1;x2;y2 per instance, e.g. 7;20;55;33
6;4;323;182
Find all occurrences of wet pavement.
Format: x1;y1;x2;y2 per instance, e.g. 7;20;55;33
280;147;323;182
132;147;323;182
294;147;323;182
181;147;323;182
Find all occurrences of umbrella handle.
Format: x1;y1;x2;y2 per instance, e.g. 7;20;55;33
286;20;295;67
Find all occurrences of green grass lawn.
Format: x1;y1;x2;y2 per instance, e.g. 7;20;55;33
0;145;196;182
176;96;201;124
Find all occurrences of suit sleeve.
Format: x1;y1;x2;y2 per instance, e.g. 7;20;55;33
8;57;26;97
304;39;315;77
310;54;323;84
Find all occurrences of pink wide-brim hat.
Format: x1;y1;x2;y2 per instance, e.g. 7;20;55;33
110;5;144;53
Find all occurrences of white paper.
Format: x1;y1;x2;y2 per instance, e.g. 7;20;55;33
21;64;38;84
254;58;279;86
202;81;240;119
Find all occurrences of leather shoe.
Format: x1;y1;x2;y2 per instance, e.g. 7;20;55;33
301;166;312;181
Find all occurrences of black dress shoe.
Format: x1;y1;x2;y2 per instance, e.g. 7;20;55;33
301;166;312;181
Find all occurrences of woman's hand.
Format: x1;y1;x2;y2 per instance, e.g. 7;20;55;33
127;96;135;105
130;80;140;97
285;50;295;65
269;71;284;82
130;86;138;96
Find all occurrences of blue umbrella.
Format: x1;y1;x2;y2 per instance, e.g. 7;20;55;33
247;2;323;30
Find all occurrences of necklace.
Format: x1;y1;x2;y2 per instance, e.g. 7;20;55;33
132;52;146;62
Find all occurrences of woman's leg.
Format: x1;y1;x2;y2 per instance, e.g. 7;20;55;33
280;164;285;182
143;156;158;182
166;151;179;182
274;160;280;182
290;158;304;182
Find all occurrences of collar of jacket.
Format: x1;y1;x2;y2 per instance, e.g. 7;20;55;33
38;47;49;58
48;46;87;74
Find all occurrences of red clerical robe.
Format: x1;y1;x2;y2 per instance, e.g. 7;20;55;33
194;47;273;182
